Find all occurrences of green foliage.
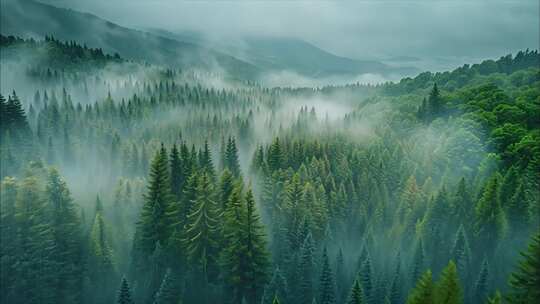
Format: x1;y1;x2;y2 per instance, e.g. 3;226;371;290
117;277;135;304
506;232;540;303
406;270;434;304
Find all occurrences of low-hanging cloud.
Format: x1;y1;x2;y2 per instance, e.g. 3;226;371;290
39;0;539;68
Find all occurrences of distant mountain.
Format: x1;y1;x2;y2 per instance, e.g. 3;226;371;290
1;0;418;80
0;0;261;79
149;29;419;78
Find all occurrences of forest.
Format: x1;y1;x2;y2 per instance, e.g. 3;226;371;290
0;22;539;304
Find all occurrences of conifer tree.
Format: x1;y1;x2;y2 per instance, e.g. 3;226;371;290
46;168;84;303
319;247;336;304
184;172;219;281
347;279;364;304
434;261;462;304
225;137;241;177
474;175;506;255
506;181;529;233
153;268;181;304
299;232;316;304
267;138;284;172
262;267;288;304
406;270;434;304
473;259;489;304
169;144;182;201
499;166;519;207
117;277;135;304
506;232;540;303
411;240;425;285
138;145;173;254
359;253;373;304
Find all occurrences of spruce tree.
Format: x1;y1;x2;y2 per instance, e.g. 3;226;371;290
474;175;506;255
434;261;462;304
347;279;364;304
473;259;489;304
225;137;241;177
184;172;219;281
406;270;434;304
153;268;181;304
46;168;83;303
506;232;540;303
499;166;519;207
138;145;173;254
319;247;336;304
117;277;135;304
506;181;529;234
262;267;288;304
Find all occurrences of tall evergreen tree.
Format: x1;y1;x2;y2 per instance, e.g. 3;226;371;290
474;175;506;255
406;270;434;304
117;277;135;304
434;261;462;304
319;247;336;304
347;279;364;304
506;232;540;303
138;145;173;254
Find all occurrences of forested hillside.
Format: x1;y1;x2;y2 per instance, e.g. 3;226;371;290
1;34;539;304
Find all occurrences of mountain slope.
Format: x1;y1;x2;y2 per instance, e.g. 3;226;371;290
150;29;419;78
0;0;260;79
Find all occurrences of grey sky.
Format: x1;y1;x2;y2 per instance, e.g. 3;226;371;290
40;0;539;61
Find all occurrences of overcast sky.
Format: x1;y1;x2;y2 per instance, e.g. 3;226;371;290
41;0;539;62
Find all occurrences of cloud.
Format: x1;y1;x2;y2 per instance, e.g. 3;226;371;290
39;0;539;64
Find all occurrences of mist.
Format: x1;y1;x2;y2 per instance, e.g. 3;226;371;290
1;3;539;304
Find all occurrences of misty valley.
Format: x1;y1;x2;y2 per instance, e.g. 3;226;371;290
0;1;539;304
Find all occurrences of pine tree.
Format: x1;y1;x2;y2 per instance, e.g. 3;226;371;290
299;232;316;304
452;178;472;227
506;181;529;233
117;277;135;304
199;140;215;178
434;261;462;304
46;168;83;303
319;247;336;304
473;259;489;304
474;175;506;255
138;145;173;254
184;172;219;281
406;270;434;304
450;225;471;281
169;144;183;201
153;268;181;304
347;279;364;304
499;166;519;207
359;253;373;304
225;137;241;177
262;267;288;304
506;232;540;303
244;188;271;303
411;240;425;285
267;138;284;172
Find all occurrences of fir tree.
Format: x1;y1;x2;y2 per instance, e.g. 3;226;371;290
473;259;490;304
153;268;181;304
347;279;364;304
319;247;336;304
138;145;173;254
225;137;241;177
406;270;434;304
117;277;135;304
184;172;219;281
506;232;540;303
434;261;462;304
474;175;506;255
